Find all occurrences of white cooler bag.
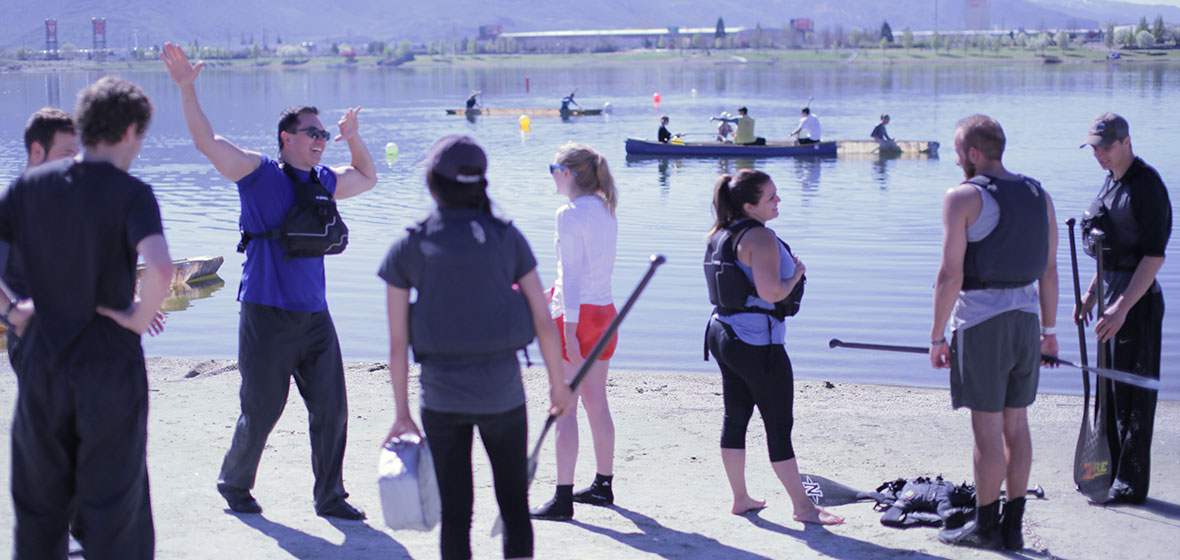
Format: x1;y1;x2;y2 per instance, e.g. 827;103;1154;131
378;437;441;531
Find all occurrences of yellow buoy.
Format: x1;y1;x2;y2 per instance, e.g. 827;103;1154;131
519;114;531;132
384;141;399;162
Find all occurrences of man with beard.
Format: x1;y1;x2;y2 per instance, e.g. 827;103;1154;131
929;114;1058;551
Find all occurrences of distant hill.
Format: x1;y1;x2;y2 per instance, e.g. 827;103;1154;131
4;0;1179;52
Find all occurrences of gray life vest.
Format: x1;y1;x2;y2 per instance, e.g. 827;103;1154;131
961;174;1048;291
404;209;535;360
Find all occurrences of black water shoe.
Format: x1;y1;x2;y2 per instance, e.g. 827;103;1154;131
531;485;574;520
1000;497;1026;551
573;474;614;506
939;501;1001;550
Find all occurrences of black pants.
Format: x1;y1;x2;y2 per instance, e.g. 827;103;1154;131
11;350;154;560
739;137;767;146
798;138;820;145
421;405;531;560
706;319;796;462
1101;287;1163;501
218;302;349;509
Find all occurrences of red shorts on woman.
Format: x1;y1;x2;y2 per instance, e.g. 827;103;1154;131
555;304;618;361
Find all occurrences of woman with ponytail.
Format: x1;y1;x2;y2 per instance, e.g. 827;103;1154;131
704;170;843;525
532;142;620;521
381;136;574;559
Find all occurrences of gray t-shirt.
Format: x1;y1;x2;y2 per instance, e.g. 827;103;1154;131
951;183;1041;332
378;209;537;414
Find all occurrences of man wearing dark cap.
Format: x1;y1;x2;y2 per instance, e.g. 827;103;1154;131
162;42;377;519
1076;112;1171;505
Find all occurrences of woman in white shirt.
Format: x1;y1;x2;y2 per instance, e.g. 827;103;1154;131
532;143;620;521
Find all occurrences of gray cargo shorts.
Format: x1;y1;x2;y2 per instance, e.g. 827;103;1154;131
949;310;1040;412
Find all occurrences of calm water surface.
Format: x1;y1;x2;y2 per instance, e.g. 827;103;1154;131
1;62;1177;399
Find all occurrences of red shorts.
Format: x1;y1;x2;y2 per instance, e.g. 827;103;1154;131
555;304;618;361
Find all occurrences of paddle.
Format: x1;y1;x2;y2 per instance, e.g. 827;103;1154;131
800;474;1045;507
491;254;666;536
827;339;1160;391
1075;229;1114;501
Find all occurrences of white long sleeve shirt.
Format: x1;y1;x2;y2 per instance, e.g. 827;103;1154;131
551;194;617;322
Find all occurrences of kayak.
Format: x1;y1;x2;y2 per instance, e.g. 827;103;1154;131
446;108;604;117
836;139;940;155
136;255;225;287
624;138;837;157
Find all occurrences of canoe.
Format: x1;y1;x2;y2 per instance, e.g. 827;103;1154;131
624;138;837;157
136;256;225;287
836;139;940;155
445;108;604;117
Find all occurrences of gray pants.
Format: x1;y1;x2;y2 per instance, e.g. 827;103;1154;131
11;350;154;560
218;302;349;509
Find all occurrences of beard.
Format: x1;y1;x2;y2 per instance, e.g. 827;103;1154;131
960;159;977;180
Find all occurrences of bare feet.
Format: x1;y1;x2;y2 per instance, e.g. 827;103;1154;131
731;496;767;515
794;506;844;525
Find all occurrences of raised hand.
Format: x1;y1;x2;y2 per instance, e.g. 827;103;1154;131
160;42;204;87
335;107;362;142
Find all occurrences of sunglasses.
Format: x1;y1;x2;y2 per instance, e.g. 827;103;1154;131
293;126;331;141
549;163;578;176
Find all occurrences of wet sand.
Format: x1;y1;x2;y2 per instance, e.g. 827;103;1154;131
0;357;1175;559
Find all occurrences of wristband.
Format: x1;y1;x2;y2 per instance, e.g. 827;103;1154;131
931;338;947;346
1040;326;1056;336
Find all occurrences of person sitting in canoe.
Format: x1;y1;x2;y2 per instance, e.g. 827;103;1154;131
713;107;765;146
790;107;821;145
465;90;481;111
658;116;674;143
871;114;900;153
560;91;581;115
714;112;734;143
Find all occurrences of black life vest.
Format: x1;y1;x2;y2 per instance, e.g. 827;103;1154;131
404;209;535;360
703;219;805;321
237;164;349;259
961;175;1048;290
874;476;975;528
1081;159;1154;271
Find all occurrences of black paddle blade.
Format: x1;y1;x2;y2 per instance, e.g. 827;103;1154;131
1073;378;1113;502
799;474;884;506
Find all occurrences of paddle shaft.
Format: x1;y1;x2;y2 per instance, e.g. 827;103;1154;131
1066;219;1089;368
1093;230;1108;369
828;339;1159;391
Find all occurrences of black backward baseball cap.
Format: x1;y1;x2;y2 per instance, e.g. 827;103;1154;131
427;135;487;184
1080;112;1129;148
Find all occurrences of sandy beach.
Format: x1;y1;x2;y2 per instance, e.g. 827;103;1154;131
0;356;1175;559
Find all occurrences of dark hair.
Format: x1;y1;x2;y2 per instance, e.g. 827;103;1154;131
427;171;491;213
709;169;771;236
24;107;75;156
802;107;811;115
955;114;1005;161
277;106;319;151
738;107;748;115
75;77;152;148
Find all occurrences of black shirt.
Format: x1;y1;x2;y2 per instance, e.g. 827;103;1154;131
871;123;891;141
658;125;672;143
0;159;164;365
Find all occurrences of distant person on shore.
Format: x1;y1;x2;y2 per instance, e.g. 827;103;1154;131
532;143;621;522
714;112;734;143
1;76;173;559
162;42;377;520
713;107;764;146
560;91;581;114
1076;113;1170;505
930;115;1058;551
381;135;573;559
702;169;842;526
465;90;481;111
790;107;821;145
658;116;673;143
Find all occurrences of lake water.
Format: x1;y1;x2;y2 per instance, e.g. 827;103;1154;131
1;60;1177;400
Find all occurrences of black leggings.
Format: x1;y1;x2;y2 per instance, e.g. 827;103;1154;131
1101;287;1163;501
421;405;531;560
706;319;796;462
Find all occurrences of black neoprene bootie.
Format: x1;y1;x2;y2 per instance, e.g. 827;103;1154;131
938;500;1002;550
530;485;574;520
573;473;614;506
1001;497;1026;550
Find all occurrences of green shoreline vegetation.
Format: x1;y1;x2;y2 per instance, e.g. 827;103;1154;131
3;45;1179;74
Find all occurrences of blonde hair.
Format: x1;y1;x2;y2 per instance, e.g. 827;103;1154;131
555;142;618;215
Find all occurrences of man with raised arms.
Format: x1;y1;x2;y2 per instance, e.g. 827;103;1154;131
161;42;377;519
930;115;1058;551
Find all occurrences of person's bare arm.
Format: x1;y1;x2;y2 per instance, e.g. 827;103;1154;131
519;270;574;416
97;234;172;334
930;185;979;368
161;42;261;182
1039;193;1059;359
329;107;377;200
384;284;421;443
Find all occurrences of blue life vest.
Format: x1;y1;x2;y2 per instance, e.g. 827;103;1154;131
961;175;1048;290
404;209;535;359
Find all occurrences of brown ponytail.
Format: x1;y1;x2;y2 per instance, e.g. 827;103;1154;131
709;169;770;236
